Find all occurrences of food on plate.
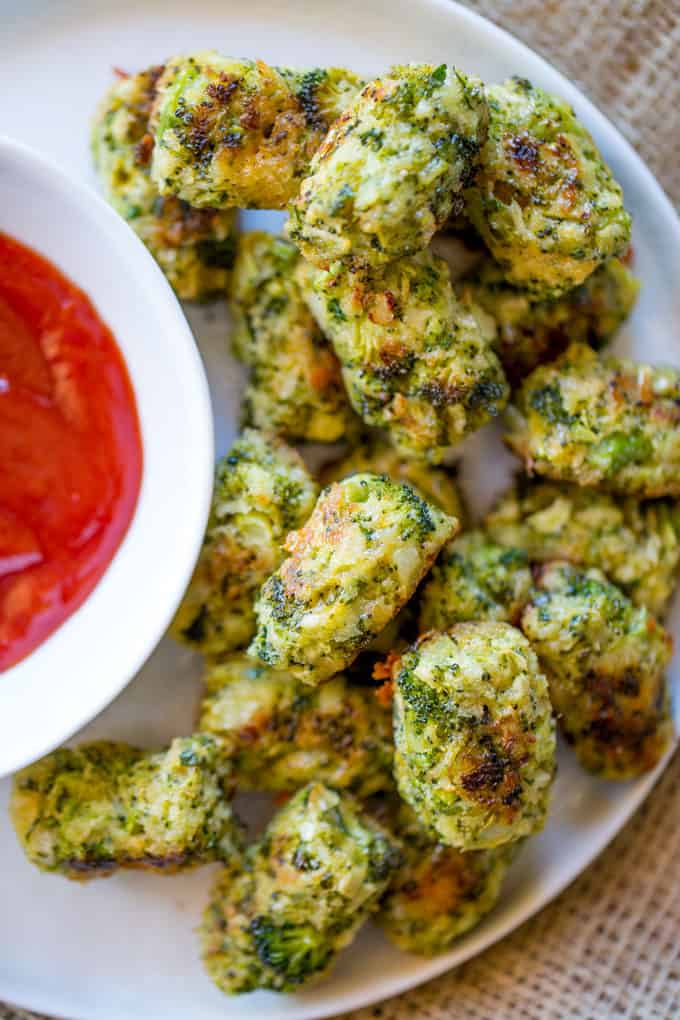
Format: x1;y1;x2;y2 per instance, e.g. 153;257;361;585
485;478;680;616
230;231;357;442
373;798;515;955
393;623;556;850
151;53;363;209
359;603;417;659
459;254;639;381
321;434;466;519
288;63;487;268
10;735;241;879
275;65;365;122
465;76;632;298
520;561;674;778
172;429;318;657
17;31;672;997
201;782;400;993
505;343;680;497
92;66;238;301
0;232;142;672
199;654;393;795
418;530;532;631
249;472;457;684
297;249;508;461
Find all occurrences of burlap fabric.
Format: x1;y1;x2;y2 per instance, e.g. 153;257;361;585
3;2;679;1019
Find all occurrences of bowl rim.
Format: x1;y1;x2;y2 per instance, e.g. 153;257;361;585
0;133;214;777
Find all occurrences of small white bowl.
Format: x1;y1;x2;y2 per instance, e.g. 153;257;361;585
0;136;214;777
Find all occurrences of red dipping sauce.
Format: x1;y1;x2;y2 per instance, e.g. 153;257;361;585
0;232;142;671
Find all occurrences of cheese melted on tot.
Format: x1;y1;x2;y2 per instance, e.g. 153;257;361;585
250;472;457;684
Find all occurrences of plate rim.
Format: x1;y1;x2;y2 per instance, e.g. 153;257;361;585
1;0;679;1016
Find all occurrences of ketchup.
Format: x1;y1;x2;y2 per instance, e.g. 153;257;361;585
0;232;142;670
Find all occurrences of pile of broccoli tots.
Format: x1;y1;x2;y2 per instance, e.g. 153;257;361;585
11;52;679;996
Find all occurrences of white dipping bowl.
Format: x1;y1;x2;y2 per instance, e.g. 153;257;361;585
0;136;213;777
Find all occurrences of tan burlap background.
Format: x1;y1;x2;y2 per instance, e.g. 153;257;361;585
3;2;679;1019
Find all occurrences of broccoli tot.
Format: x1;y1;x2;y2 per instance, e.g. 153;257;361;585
460;255;640;382
172;430;318;657
298;250;508;462
199;654;393;796
321;434;466;519
520;562;674;779
485;478;680;616
230;232;357;442
10;735;241;879
249;472;457;684
150;53;363;209
201;782;401;993
418;530;532;632
277;66;366;128
91;67;237;301
505;343;680;498
288;63;488;269
393;623;556;850
465;76;631;298
374;799;515;955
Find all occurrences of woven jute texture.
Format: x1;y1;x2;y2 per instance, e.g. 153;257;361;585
467;0;680;207
3;3;679;1019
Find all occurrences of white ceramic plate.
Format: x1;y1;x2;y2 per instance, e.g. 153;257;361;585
1;2;679;1018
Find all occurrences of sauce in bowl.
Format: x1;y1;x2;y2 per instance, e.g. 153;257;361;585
0;232;142;671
